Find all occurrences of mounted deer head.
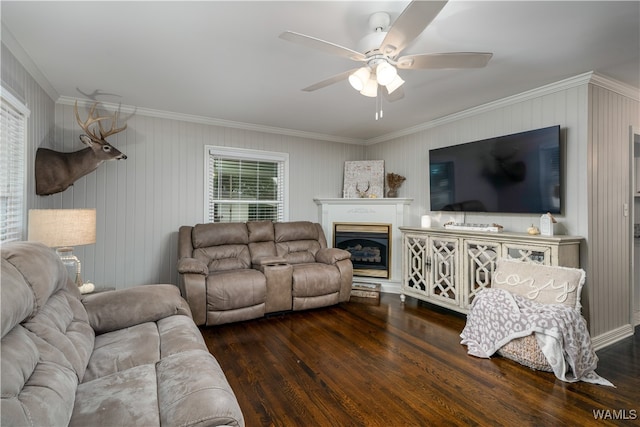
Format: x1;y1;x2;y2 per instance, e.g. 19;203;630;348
35;101;128;195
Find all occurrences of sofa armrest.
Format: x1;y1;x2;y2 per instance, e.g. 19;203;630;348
177;257;208;275
82;284;192;334
315;248;351;265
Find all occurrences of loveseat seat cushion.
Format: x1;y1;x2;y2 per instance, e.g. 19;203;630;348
207;269;266;311
291;263;342;311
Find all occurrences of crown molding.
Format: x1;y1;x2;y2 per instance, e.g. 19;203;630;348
364;72;602;145
1;23;59;103
589;72;640;101
57;97;365;145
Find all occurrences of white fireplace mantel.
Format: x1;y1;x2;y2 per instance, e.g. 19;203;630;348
314;197;413;293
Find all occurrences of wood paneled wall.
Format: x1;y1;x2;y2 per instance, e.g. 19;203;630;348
51;104;363;287
366;76;639;344
587;84;639;338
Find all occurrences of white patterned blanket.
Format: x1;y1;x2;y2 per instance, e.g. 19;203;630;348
460;288;613;386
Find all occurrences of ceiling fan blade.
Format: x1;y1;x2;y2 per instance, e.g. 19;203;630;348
396;52;493;69
302;69;359;92
380;0;448;58
383;85;405;102
280;31;366;62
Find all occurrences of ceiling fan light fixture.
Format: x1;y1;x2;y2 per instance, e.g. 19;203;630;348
376;61;397;86
385;74;405;94
348;67;371;91
360;77;378;97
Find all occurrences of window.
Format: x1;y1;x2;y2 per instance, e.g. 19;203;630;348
0;90;29;243
205;146;288;223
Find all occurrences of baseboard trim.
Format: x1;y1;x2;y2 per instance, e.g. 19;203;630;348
592;324;635;351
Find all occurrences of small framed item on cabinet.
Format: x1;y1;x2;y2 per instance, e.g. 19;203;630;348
540;212;558;236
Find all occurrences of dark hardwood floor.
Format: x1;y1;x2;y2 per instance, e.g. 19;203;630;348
200;293;639;427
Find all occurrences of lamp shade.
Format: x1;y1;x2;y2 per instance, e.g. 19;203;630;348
360;77;379;97
376;61;397;86
385;74;405;94
348;67;371;92
28;209;96;248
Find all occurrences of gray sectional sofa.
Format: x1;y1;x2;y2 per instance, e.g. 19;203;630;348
177;221;353;326
1;241;244;427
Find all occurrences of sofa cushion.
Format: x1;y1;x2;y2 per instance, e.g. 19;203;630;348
72;364;160;427
84;315;207;383
207;269;266;311
1;258;35;338
22;290;94;382
192;222;248;248
1;325;78;427
158;350;244;427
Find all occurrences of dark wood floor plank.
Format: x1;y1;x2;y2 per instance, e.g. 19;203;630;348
201;293;639;427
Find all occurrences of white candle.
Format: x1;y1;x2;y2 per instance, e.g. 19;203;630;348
421;215;431;228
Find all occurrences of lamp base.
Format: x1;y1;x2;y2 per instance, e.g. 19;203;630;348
56;247;83;287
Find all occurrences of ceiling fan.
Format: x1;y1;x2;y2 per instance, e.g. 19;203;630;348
279;0;492;103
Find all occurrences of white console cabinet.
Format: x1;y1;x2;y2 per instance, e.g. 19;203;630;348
400;227;583;314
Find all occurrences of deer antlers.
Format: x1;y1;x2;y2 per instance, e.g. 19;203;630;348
74;101;127;142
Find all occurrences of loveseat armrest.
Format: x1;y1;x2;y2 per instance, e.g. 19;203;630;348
82;284;192;334
315;247;351;265
177;257;208;275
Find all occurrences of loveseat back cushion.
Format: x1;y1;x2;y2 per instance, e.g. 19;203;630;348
274;221;319;242
276;240;321;264
248;220;275;242
195;245;251;272
275;221;325;264
192;222;249;248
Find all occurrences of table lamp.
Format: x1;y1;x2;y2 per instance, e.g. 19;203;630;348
28;209;96;287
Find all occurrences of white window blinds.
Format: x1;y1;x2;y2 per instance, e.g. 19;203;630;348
0;91;29;243
206;146;288;223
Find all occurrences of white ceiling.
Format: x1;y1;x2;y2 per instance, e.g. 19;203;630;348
2;1;639;143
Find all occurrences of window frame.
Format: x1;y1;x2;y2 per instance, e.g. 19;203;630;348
0;88;30;243
204;145;289;223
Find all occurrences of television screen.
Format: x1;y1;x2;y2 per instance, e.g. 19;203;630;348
429;125;561;214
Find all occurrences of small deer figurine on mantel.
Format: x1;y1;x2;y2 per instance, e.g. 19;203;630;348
35;101;128;195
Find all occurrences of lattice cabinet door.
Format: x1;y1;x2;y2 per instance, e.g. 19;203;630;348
502;243;551;265
463;240;500;307
403;233;429;297
428;236;460;307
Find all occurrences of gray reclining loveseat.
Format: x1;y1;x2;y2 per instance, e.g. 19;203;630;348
177;221;353;326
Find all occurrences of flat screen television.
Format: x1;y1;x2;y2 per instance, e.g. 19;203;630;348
429;125;562;214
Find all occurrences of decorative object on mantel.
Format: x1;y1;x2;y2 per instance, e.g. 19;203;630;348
35;101;128;196
385;172;406;197
420;215;431;228
343;160;384;198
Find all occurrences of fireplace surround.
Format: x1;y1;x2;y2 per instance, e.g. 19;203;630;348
314;198;412;292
